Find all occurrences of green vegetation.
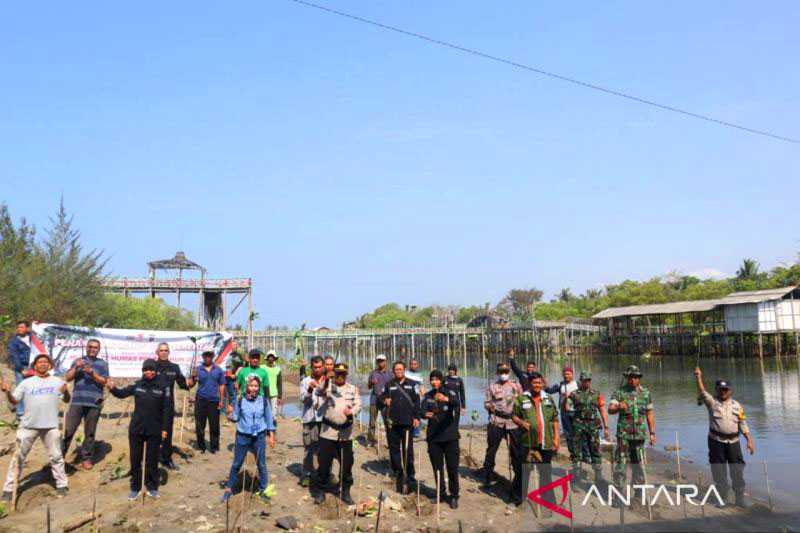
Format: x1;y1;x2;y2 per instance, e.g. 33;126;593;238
353;259;800;326
0;201;196;345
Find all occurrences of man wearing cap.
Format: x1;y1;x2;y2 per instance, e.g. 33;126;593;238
153;342;192;471
312;362;361;505
545;366;579;463
608;365;656;494
107;359;170;500
481;362;523;496
223;342;245;414
1;353;70;500
694;367;754;508
445;364;466;415
367;354;391;446
566;371;609;485
261;350;283;416
299;355;326;486
512;372;559;508
236;349;270;398
192;350;226;454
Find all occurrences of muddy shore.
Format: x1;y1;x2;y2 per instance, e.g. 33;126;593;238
0;381;797;532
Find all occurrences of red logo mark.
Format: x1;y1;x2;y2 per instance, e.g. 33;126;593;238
528;473;573;519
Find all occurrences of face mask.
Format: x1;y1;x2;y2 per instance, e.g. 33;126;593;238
498;373;509;382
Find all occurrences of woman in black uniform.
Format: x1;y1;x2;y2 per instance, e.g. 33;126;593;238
107;359;170;500
423;369;461;509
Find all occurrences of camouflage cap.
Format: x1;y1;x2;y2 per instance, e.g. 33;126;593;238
334;362;349;374
579;371;592;380
623;365;643;377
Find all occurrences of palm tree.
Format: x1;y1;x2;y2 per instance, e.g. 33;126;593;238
558;288;575;302
736;258;760;280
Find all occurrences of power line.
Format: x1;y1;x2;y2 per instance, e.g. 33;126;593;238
288;0;798;144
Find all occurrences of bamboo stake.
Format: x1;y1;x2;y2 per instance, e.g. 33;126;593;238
698;472;706;518
416;437;421;517
46;504;51;533
226;496;230;533
337;445;343;518
567;474;575;532
675;431;682;481
401;429;409;493
374;491;384;533
435;470;441;527
638;446;652;520
763;459;773;512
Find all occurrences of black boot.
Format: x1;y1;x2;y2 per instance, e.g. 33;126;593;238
593;467;606;490
449;496;459;509
341;486;354;505
572;463;582;484
313;490;325;505
395;476;405;494
481;468;492;488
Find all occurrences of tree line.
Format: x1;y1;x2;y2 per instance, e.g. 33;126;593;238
353;258;800;328
0;201;196;346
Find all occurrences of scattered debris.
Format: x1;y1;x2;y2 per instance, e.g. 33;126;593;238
276;515;298;530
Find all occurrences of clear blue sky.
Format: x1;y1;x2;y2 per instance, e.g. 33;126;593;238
2;1;798;328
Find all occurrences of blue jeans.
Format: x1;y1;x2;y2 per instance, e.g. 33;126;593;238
13;371;25;419
227;431;268;492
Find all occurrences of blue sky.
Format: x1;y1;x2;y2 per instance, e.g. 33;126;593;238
1;1;798;328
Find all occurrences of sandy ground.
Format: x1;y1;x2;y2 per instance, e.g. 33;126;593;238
0;382;797;532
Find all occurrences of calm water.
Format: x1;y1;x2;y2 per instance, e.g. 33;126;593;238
281;351;800;501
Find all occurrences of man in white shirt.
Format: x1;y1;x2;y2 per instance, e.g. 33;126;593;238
1;353;71;500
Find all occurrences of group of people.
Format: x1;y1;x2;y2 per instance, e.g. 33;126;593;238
3;319;757;513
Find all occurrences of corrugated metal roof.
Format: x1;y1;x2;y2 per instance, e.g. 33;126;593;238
591;286;799;319
718;286;797;305
592;299;720;319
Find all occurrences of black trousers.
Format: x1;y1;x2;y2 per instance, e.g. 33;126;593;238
388;424;415;480
314;438;354;492
520;447;554;504
159;406;175;463
62;404;102;461
130;432;161;492
428;439;459;498
708;437;745;494
194;398;220;452
483;424;522;494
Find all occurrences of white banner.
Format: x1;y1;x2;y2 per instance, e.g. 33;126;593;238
31;323;234;378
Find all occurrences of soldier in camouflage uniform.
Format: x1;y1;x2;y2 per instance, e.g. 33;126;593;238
566;371;609;485
608;365;656;492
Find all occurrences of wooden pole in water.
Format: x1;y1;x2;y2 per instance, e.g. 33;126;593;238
698;472;706;517
675;431;682;481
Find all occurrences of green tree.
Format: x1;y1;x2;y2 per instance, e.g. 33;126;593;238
736;258;760;280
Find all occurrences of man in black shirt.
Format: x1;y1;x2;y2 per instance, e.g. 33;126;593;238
107;359;170;499
154;342;192;470
444;364;466;415
424;369;461;508
508;348;538;393
380;360;421;494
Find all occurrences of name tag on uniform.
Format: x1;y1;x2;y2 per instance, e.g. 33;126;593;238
522;401;532;409
442;405;449;412
389;386;397;391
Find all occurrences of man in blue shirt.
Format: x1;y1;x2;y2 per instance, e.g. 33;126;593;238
62;338;109;470
192;350;226;454
6;320;33;420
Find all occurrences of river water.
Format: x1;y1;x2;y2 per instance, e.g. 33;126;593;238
283;352;800;501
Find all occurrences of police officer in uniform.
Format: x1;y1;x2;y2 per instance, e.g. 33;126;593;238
480;362;523;500
512;372;558;507
566;371;609;485
380;360;421;494
608;365;655;494
312;362;361;505
153;342;192;470
444;364;466;416
694;367;754;508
